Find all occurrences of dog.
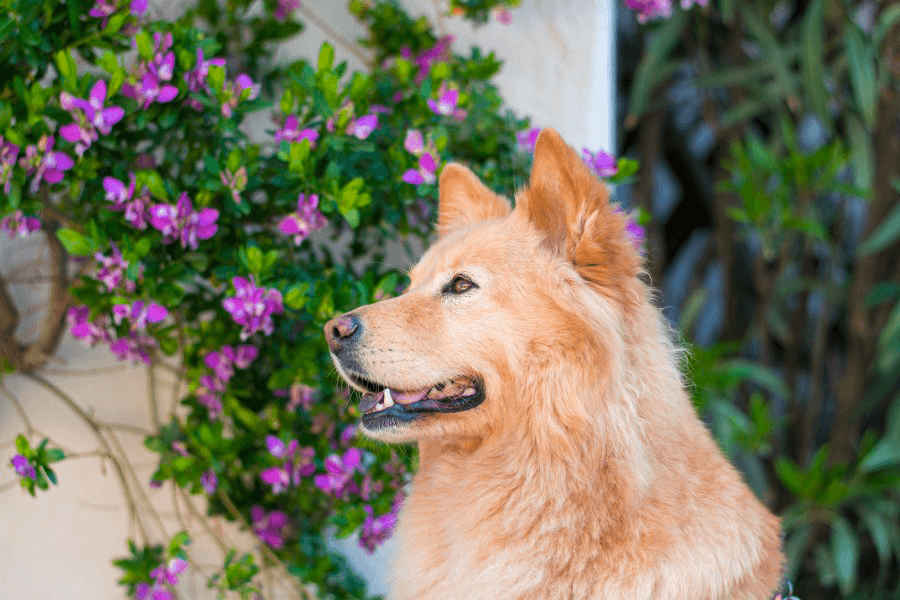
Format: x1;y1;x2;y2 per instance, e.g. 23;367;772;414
325;129;784;599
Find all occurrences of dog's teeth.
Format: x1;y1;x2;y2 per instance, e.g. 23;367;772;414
383;388;395;408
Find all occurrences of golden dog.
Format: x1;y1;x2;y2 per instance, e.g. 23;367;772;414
325;129;784;599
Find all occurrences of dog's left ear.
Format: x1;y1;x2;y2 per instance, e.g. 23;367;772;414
520;129;641;290
437;164;511;237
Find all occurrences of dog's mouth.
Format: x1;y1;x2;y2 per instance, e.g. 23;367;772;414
345;373;485;430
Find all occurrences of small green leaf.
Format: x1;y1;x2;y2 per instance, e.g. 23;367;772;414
54;49;76;83
15;434;30;456
47;448;65;462
57;228;94;256
846;27;877;129
135;31;154;61
859;199;900;256
44;466;57;485
831;517;858;597
139;170;169;202
317;41;335;73
285;283;310;310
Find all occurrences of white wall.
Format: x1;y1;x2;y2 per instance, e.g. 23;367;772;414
0;1;614;598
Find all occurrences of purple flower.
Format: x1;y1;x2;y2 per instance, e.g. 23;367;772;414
346;114;378;140
131;0;148;15
0;138;19;195
261;440;315;493
149;193;219;249
19;135;74;193
60;80;125;156
219;167;248;204
122;72;178;110
200;470;218;495
221;74;260;118
403;130;424;155
11;454;36;480
88;0;116;20
516;127;541;152
286;383;315;412
625;0;673;22
1;211;41;239
111;300;168;329
251;506;289;549
183;49;227;111
401;151;438;185
581;148;618;177
495;9;513;24
277;193;326;245
204;344;258;382
313;448;363;497
359;500;401;553
427;84;460;117
274;0;302;21
222;276;284;340
274;116;319;146
108;331;158;364
68;305;112;346
410;36;453;84
103;174;153;230
92;243;137;292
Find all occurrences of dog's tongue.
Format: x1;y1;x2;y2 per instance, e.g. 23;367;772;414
359;391;383;413
391;388;430;405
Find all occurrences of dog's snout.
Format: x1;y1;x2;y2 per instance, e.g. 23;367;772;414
324;315;361;354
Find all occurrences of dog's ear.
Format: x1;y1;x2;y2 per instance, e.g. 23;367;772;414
438;163;511;237
520;129;641;295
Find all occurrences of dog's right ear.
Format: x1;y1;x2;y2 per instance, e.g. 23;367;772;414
437;164;511;237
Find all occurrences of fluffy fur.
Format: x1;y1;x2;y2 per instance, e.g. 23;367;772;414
326;129;784;599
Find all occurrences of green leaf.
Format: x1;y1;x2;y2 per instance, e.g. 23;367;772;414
285;283;310;310
625;10;687;126
135;31;154;61
167;531;190;555
54;49;76;84
98;51;119;75
716;359;789;398
57;228;94;256
859;395;900;472
859;199;900;256
858;507;892;565
846;26;877;129
15;434;30;456
103;12;128;35
47;448;65;462
831;517;858;597
865;282;900;308
317;41;335;73
139;170;169;202
44;466;57;485
847;114;873;190
801;0;829;128
874;4;900;46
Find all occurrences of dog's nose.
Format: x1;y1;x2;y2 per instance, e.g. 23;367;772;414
324;315;361;354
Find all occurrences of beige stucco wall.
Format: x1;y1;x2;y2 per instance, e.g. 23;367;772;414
0;1;614;598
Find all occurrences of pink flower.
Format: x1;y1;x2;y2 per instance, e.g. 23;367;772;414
19;135;74;193
313;448;363;497
347;114;378;140
68;305;112;346
1;211;41;239
401;152;438;185
183;48;226;111
581;148;617;177
200;470;217;495
275;116;320;146
286;383;315;412
358;492;403;553
251;506;289;548
495;9;513;24
403;130;424;155
427;84;459;117
91;243;138;292
11;454;36;480
0;137;19;195
149;192;219;249
625;0;673;22
219;167;248;204
516;127;541;152
277;193;326;245
274;0;302;21
222;276;284;340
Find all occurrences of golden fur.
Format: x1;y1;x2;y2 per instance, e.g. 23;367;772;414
327;129;784;599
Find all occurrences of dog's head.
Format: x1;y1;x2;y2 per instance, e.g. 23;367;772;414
325;129;643;444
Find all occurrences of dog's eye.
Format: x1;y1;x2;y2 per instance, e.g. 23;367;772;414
444;275;476;295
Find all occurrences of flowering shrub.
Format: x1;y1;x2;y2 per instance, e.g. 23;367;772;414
0;0;635;597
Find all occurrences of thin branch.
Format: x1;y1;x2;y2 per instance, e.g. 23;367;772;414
20;372;151;545
0;379;33;435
